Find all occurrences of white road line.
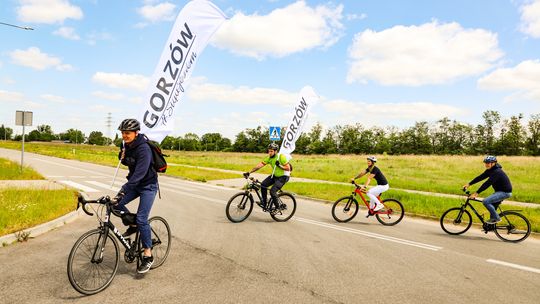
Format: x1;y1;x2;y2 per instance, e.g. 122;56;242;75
33;158;108;176
163;187;225;204
58;180;99;193
158;181;207;192
177;179;237;191
486;259;540;274
295;217;443;251
86;181;119;192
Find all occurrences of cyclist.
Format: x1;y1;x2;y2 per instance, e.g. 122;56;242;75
243;143;291;212
114;118;158;274
463;155;512;224
351;156;388;212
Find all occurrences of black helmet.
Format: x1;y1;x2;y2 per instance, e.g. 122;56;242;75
118;119;140;131
483;155;497;163
268;143;279;151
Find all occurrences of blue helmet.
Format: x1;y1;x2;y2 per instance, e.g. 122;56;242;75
483;155;497;163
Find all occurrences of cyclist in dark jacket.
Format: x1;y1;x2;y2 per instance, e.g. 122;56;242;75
464;155;512;224
114;118;158;274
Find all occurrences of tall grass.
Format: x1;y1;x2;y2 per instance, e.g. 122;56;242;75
0;157;43;180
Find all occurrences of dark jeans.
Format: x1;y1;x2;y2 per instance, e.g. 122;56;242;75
483;191;512;221
116;183;158;249
261;175;289;209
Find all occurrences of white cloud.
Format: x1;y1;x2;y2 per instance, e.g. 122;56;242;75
92;72;149;91
53;26;80;40
188;79;297;106
40;94;68;103
0;90;25;103
478;60;540;101
346;13;367;21
16;0;83;24
86;31;113;45
92;91;125;101
10;47;71;71
137;2;176;22
347;21;503;86
520;0;540;38
212;0;344;59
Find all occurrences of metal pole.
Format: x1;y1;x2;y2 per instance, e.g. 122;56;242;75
21;124;25;172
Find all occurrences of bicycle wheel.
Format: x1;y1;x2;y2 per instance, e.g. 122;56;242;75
226;192;254;223
270;192;297;222
376;199;405;226
494;211;531;243
149;216;171;268
331;196;359;223
440;208;472;235
67;228;120;295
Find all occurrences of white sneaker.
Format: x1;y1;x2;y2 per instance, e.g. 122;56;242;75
373;204;385;211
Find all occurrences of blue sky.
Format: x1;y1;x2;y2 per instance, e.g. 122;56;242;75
1;0;540;140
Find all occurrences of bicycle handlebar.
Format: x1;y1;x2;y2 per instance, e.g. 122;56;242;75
77;192;117;217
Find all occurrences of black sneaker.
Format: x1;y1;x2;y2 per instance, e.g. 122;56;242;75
137;255;154;274
123;226;138;237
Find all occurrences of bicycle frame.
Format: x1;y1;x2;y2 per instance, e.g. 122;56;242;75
350;183;390;215
243;178;278;210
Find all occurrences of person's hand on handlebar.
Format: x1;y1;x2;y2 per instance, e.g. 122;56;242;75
243;172;250;179
113;191;125;204
468;192;478;200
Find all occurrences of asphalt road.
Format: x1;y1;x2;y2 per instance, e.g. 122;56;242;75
1;148;539;304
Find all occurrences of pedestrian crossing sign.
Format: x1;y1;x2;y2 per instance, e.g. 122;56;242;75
269;126;281;141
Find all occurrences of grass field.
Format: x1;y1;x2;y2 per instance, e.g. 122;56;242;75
0;157;44;180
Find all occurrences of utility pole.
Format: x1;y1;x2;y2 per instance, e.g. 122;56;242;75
106;112;113;144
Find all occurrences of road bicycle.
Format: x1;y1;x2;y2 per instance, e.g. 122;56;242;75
331;181;404;225
67;193;171;295
225;176;297;223
440;189;531;243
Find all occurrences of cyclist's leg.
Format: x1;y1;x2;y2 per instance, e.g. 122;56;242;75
260;176;275;207
367;184;389;209
483;192;512;221
136;183;158;253
115;190;140;213
270;176;289;209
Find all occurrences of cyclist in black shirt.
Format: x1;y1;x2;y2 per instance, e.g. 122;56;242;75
351;156;389;211
463;155;512;224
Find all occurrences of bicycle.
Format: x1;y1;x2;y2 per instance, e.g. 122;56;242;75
67;193;171;295
225;176;297;223
331;181;404;225
440;189;531;243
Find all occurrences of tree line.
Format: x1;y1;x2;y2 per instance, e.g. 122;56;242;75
2;110;539;156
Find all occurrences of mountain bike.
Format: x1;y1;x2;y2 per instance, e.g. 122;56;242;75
225;176;297;223
67;193;171;295
331;181;404;225
440;189;531;243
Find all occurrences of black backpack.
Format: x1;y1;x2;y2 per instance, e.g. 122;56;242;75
145;136;168;173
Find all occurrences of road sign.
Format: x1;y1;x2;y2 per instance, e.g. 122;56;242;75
15;111;33;126
269;126;281;141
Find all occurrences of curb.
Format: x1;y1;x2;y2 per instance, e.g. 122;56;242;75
0;209;81;246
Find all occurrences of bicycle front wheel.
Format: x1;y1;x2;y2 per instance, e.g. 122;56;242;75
494;211;531;243
331;196;358;223
440;208;472;235
67;229;119;295
149;216;171;268
376;199;404;226
226;192;254;223
270;192;297;222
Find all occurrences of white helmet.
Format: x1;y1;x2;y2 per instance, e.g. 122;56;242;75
367;156;377;162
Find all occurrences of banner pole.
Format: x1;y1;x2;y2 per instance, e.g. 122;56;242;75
111;142;124;189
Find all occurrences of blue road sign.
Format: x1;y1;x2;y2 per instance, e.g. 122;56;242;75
269;126;281;141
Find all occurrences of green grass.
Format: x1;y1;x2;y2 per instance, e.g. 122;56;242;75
0;157;44;180
284;182;540;233
0;189;77;236
166;165;241;182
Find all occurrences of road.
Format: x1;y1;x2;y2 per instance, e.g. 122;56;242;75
1;148;539;304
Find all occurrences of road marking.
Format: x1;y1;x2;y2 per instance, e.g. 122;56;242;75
179;179;237;191
159;181;208;192
163;187;225;204
33;158;108;176
58;180;99;193
86;181;119;191
295;217;443;251
486;259;540;274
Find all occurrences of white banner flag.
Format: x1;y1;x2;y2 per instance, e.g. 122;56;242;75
279;86;319;159
139;0;226;143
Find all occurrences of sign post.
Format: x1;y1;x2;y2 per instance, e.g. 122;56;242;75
15;111;33;171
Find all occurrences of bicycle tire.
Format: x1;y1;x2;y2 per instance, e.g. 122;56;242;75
440;207;472;235
331;196;359;223
376;199;404;226
226;192;254;223
149;216;171;268
494;211;531;243
270;192;297;222
67;229;120;295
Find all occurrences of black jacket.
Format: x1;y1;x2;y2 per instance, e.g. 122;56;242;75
469;163;512;194
118;134;158;192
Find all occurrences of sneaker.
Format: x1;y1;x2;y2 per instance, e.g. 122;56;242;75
137;255;154;274
373;204;385;212
122;226;138;237
486;218;502;224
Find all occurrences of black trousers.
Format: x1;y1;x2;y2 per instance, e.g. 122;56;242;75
261;175;289;208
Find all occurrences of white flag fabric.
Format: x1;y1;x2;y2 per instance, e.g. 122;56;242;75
139;0;226;143
279;86;319;159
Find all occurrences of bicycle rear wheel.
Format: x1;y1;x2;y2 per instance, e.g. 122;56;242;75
494;211;531;243
440;207;472;235
67;228;119;295
331;196;358;223
226;192;254;223
270;192;297;222
376;199;404;226
149;216;171;268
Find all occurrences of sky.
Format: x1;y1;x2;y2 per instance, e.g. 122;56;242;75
1;0;540;140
